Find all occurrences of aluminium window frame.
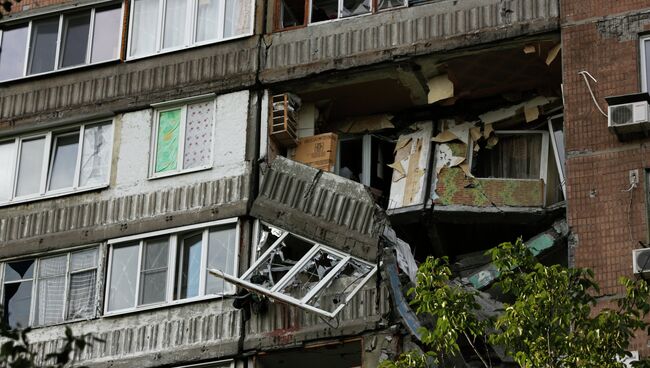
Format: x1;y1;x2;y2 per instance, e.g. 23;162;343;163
126;0;255;61
209;224;378;318
468;130;550;184
0;2;124;84
148;96;217;179
0;245;101;328
104;218;240;316
0;119;114;207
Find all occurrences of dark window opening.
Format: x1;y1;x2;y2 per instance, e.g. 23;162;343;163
473;134;542;179
311;0;339;22
279;0;306;28
256;340;362;368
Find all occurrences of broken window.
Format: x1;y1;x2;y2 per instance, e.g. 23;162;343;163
277;0;405;29
0;121;113;205
336;134;394;197
106;220;239;314
209;224;376;318
472;131;549;180
2;247;99;328
151;99;215;177
129;0;254;59
0;4;122;82
256;340;362;368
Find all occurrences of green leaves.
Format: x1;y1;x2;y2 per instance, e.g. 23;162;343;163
387;239;650;367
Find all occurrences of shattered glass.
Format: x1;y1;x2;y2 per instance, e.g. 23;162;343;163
341;0;371;17
311;0;338;22
80;122;112;187
377;0;404;9
244;234;312;289
107;243;139;311
278;249;343;301
306;259;373;313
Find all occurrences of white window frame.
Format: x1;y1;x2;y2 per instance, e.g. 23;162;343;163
0;2;124;83
149;96;217;179
0;246;100;328
469;130;550;184
0;119;114;207
104;218;240;316
641;35;650;92
307;0;407;25
209;224;377;319
127;0;255;60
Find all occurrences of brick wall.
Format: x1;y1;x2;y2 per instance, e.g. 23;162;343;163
3;0;74;15
562;0;650;355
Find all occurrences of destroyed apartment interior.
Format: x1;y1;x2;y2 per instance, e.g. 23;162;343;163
0;0;574;367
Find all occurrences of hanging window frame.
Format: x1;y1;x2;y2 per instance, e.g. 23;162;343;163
149;95;217;179
275;0;407;30
0;246;101;329
209;224;377;319
126;0;255;60
104;218;240;316
468;130;550;183
0;119;114;207
0;2;124;83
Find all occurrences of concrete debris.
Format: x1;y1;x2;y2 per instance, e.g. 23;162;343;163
478;96;558;124
383;227;418;283
546;43;561;65
337;114;395;134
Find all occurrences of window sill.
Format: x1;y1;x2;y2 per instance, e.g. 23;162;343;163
0;183;109;208
126;31;254;63
103;292;236;318
0;59;120;86
148;165;213;180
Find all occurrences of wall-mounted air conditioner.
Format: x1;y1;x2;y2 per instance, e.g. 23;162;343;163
605;93;650;141
632;248;650;276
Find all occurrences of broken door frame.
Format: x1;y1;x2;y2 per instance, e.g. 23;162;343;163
209;225;377;318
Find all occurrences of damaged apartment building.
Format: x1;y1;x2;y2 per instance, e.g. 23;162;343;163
0;0;567;367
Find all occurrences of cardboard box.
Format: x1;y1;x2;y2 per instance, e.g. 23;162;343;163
293;133;338;172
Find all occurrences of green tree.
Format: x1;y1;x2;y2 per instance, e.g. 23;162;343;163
381;238;650;368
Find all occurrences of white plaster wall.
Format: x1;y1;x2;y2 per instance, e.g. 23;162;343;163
112;90;249;196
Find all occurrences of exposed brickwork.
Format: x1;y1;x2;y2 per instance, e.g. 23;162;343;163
3;0;73;15
562;0;650;355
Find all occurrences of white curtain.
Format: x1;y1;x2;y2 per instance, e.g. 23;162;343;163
35;256;67;326
224;0;252;38
196;0;220;42
131;0;159;56
0;142;15;202
163;0;189;49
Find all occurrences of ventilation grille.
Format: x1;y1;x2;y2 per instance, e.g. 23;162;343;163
633;249;650;274
611;104;634;125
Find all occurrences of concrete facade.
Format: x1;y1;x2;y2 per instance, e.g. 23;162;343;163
0;0;570;366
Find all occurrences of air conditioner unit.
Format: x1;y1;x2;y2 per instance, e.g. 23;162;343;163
632;248;650;275
605;93;650;141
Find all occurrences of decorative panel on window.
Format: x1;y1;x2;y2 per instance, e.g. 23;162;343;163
0;121;113;206
2;247;99;328
128;0;254;59
209;223;377;318
151;98;215;177
105;220;239;314
0;4;122;82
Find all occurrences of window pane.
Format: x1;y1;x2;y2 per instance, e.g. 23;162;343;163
155;109;181;173
139;237;168;305
306;259;372;313
196;0;220;42
0;141;16;202
70;248;98;271
130;0;159;57
224;0;252;38
176;233;202;299
244;234;313;289
206;225;237;294
67;270;96;320
60;12;91;68
5;260;34;282
278;249;342;301
80;122;112;187
48;133;80;191
16;137;45;197
0;26;28;81
3;280;32;328
91;6;122;63
474;135;542;179
163;0;188;49
377;0;404;10
107;243;139;311
183;101;213;169
279;0;305;28
341;0;371;17
36;275;65;325
311;0;338;22
28;17;59;75
38;255;67;277
79;123;113;187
